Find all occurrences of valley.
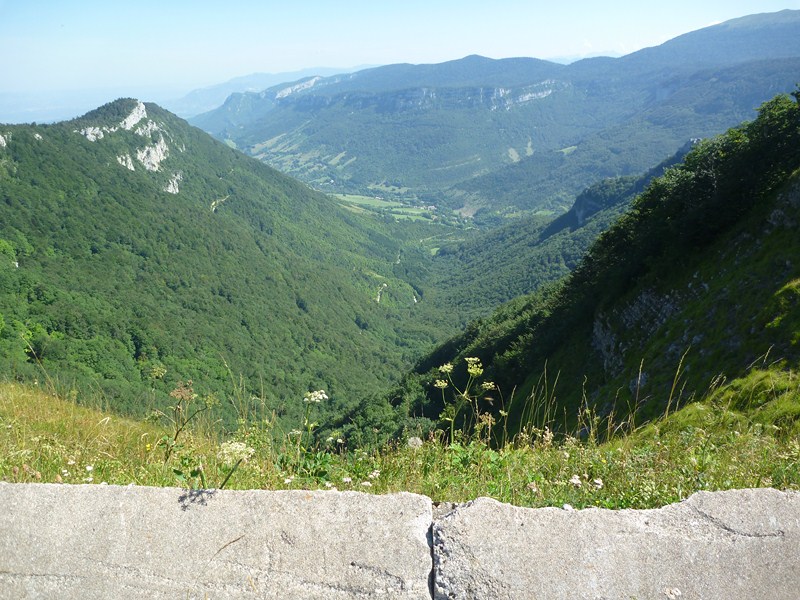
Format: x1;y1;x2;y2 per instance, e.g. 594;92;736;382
1;9;799;467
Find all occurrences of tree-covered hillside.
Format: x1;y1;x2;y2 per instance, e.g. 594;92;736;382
0;99;459;428
381;91;800;439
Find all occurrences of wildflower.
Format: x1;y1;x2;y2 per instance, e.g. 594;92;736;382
361;481;372;487
85;465;94;472
145;443;152;451
84;477;93;483
289;429;302;437
326;437;334;443
324;481;334;488
438;363;453;374
592;478;604;490
526;481;539;493
337;438;343;444
217;441;255;465
283;477;294;485
407;436;423;449
61;469;70;477
542;427;554;448
369;469;380;479
342;476;352;483
569;474;582;488
480;381;496;391
67;459;75;466
465;357;483;377
434;379;448;389
304;390;329;403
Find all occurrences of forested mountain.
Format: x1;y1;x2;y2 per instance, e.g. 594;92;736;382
0;99;460;428
373;92;800;441
192;10;800;219
427;144;694;321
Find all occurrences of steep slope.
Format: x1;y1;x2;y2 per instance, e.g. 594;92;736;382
386;92;800;437
0;99;455;428
192;11;800;218
427;144;694;322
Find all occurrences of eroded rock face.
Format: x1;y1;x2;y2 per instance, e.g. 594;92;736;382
432;488;800;600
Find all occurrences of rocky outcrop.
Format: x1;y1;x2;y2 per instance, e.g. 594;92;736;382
1;485;798;599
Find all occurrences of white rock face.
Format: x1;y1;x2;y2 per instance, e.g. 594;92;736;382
135;120;161;138
116;154;136;171
0;134;5;147
78;126;105;141
276;76;322;99
136;136;169;171
119;101;147;131
163;172;182;194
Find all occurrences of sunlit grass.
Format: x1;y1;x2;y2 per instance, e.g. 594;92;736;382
2;367;798;509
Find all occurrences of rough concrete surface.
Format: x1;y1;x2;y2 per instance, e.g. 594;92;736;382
432;488;800;600
0;484;432;599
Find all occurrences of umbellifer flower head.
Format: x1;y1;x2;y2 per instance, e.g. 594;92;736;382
438;363;453;374
465;357;483;377
434;379;448;389
217;441;255;465
304;390;329;403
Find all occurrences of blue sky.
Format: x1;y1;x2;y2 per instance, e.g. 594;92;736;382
1;0;798;95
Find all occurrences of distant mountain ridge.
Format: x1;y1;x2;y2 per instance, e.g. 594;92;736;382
192;10;800;218
163;67;371;118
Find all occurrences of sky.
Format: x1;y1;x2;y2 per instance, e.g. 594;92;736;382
1;0;798;117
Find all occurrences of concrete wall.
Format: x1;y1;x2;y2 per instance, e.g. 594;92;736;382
1;484;798;599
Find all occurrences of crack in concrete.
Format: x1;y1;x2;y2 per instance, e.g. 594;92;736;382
689;505;786;539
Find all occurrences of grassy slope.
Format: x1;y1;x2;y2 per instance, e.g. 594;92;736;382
2;373;797;508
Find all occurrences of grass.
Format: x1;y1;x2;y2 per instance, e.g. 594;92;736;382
2;363;798;508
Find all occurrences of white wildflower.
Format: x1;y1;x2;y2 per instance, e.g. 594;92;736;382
217;441;255;465
569;474;582;488
304;390;328;403
438;363;453;374
593;478;604;490
84;477;93;483
342;476;352;483
407;436;423;449
480;381;496;391
85;465;93;472
361;481;372;487
434;379;448;389
369;469;380;479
